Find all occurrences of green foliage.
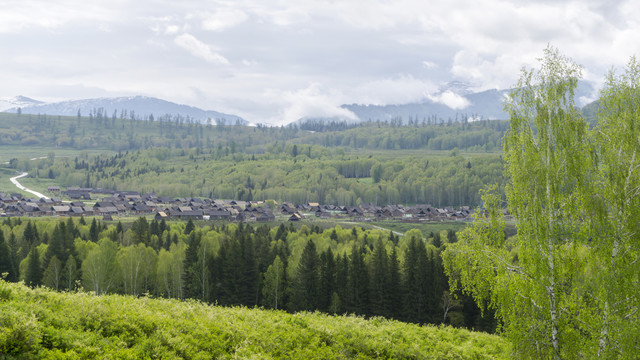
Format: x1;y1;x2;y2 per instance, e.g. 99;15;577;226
586;56;640;357
33;147;503;206
443;47;640;359
24;246;43;288
0;280;510;359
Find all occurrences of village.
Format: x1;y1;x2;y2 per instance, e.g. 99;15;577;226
0;185;473;223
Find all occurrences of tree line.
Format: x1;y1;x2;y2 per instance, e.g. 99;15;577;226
0;217;495;332
0;110;507;153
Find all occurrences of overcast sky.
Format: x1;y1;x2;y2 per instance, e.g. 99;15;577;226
1;0;638;124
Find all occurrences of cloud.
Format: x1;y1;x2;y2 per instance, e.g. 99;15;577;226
427;90;470;110
165;25;180;35
266;83;358;125
422;61;437;69
174;33;229;65
347;75;437;105
201;9;248;31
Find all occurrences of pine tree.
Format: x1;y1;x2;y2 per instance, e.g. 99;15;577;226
89;218;99;242
334;253;349;313
291;239;319;311
131;217;150;245
25;246;43;287
183;232;206;300
184;219;195;235
348;244;369;315
0;231;14;280
220;238;243;305
239;232;258;306
44;223;66;270
7;233;19;282
369;238;389;317
21;221;38;259
388;247;402;319
318;248;336;312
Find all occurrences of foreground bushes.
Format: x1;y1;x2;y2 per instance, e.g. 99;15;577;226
0;281;509;359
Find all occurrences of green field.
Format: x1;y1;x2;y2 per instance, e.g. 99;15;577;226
0;145;114;163
0;281;510;359
0;168;32;197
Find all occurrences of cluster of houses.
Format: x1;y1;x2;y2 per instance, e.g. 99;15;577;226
0;186;473;222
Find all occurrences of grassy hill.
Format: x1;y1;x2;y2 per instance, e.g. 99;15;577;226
0;280;510;359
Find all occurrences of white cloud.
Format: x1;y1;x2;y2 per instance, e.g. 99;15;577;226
174;33;229;65
422;61;437;69
165;25;180;35
201;9;248;31
427;90;470;110
266;83;358;125
242;59;258;66
347;75;437;105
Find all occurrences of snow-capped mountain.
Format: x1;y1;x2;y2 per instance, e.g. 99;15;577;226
4;96;247;125
340;88;510;124
0;95;43;111
300;80;597;126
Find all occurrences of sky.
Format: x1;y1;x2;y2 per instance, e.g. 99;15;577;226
1;0;638;124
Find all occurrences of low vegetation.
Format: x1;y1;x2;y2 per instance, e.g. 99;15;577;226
0;280;510;359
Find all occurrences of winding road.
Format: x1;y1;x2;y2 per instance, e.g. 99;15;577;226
9;172;50;199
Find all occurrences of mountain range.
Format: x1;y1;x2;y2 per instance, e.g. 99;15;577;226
0;95;247;125
0;95;44;111
338;80;597;124
1;81;597;126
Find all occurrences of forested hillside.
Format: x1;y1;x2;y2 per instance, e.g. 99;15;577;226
22;147;504;206
0;112;506;152
0;217;495;332
1;110;507;206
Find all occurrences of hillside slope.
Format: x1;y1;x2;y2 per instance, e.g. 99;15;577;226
0;281;510;359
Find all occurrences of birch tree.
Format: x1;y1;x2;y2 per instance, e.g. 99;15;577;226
82;238;120;295
262;255;285;309
588;57;640;358
443;47;591;359
118;243;156;296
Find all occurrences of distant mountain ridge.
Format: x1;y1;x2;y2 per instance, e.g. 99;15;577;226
302;80;597;126
342;88;509;123
3;95;247;125
0;95;43;111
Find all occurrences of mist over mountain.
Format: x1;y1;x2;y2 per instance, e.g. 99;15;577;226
5;96;247;125
342;88;509;124
2;80;597;127
299;80;597;126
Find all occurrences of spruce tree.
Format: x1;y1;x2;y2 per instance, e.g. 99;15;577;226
183;232;205;300
0;231;14;280
25;246;43;287
7;233;19;282
348;244;369;315
184;219;195;235
369;238;389;317
388;247;402;319
293;239;319;311
318;248;336;312
89;218;99;242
